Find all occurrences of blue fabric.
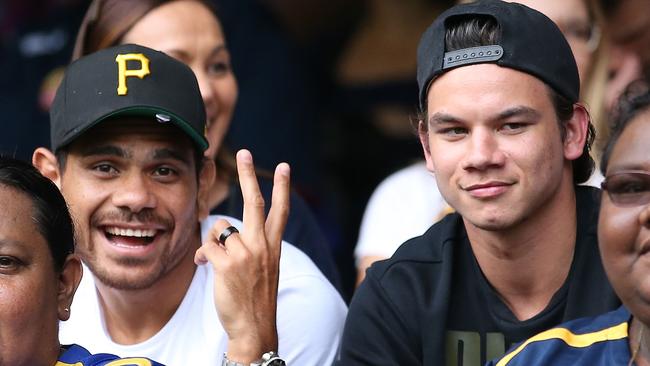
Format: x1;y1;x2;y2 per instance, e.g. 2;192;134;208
57;344;164;366
487;306;632;366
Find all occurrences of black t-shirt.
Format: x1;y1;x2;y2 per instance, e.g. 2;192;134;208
446;232;582;365
336;186;620;366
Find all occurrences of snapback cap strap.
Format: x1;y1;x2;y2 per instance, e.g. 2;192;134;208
443;45;503;70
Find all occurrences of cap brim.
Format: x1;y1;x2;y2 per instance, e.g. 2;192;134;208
58;106;209;152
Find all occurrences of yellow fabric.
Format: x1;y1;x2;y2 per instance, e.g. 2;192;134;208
496;321;628;366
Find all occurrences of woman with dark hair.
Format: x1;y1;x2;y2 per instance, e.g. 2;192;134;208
0;156;163;366
70;0;340;291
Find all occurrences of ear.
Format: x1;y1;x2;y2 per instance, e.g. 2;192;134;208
563;104;590;161
58;254;82;321
197;157;216;221
418;120;435;173
33;147;63;188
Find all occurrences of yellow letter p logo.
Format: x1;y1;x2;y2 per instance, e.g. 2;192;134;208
115;53;151;95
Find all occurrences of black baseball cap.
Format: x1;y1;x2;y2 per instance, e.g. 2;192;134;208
50;43;208;152
417;0;580;111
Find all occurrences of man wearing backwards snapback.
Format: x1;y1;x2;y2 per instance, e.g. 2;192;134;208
336;1;619;365
33;43;346;366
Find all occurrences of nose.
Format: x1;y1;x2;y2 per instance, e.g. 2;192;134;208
111;172;157;213
460;129;506;171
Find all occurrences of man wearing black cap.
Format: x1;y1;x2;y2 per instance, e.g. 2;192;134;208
336;1;620;365
32;43;346;366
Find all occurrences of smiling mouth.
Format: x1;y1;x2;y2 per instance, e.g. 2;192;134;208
104;227;157;246
465;181;512;190
462;181;513;198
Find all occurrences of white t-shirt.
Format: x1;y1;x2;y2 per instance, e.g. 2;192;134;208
60;215;347;366
354;162;450;261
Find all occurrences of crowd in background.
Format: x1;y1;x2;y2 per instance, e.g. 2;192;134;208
2;0;650;302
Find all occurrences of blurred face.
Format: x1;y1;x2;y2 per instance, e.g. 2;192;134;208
608;0;650;73
512;0;596;83
59;118;210;290
0;185;61;366
421;64;573;231
123;0;239;159
599;109;650;324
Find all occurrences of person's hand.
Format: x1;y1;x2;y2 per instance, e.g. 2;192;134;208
195;149;290;363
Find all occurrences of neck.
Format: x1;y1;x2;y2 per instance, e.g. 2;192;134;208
466;179;578;321
95;240;199;344
630;317;650;366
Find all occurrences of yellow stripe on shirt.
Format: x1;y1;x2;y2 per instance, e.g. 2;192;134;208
496;321;629;366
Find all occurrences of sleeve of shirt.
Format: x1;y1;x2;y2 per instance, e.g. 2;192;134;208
275;246;348;366
334;268;422;366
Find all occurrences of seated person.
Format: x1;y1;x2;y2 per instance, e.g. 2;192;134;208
34;43;345;366
488;79;650;365
0;156;163;365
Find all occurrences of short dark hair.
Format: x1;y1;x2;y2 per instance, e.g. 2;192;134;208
419;15;595;184
600;79;650;174
0;156;75;272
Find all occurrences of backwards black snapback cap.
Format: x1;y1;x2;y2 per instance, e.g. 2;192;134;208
50;44;208;152
416;0;580;111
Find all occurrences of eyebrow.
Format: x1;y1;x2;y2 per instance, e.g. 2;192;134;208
0;238;24;249
428;106;541;126
168;44;227;61
80;145;131;158
78;143;191;165
151;148;192;166
428;112;461;126
606;163;650;174
496;106;541;121
210;44;227;57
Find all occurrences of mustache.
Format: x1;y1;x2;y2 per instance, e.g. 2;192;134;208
91;209;173;229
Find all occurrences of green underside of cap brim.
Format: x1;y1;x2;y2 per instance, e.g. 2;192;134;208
75;106;209;151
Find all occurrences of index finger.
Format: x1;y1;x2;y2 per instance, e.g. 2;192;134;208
236;149;265;234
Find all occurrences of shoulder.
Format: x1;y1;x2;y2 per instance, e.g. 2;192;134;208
355;162;448;258
277;241;345;310
491;306;630;366
57;344;164;366
366;212;463;280
365;162;441;210
352;213;463;324
275;243;347;365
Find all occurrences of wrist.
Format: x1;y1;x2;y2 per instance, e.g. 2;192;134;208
222;351;286;366
226;330;278;363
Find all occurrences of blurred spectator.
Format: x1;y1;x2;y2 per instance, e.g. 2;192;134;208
0;0;86;160
323;0;454;296
600;0;650;77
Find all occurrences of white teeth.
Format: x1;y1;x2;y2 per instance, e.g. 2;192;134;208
105;227;156;238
